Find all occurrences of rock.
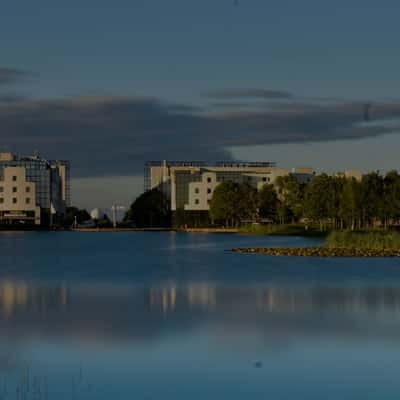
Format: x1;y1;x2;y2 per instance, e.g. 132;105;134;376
231;247;400;258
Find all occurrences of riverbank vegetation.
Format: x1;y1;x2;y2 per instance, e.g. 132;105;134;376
239;223;326;237
210;171;400;231
232;230;400;258
124;170;400;233
326;230;400;250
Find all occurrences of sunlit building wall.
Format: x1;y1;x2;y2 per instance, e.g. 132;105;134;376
0;152;70;226
145;160;315;213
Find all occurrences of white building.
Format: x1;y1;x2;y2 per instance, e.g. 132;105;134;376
333;170;363;181
0;152;70;226
145;161;315;215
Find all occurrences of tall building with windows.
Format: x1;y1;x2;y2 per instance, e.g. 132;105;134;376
0;152;70;226
145;160;315;224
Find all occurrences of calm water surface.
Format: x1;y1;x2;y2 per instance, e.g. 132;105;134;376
1;232;400;399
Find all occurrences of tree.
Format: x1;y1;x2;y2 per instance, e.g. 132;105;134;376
274;175;305;223
383;170;400;227
258;184;279;222
209;181;257;227
125;189;170;228
338;178;361;230
65;207;91;227
304;174;336;230
360;172;384;228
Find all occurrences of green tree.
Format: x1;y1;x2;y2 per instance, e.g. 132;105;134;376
274;175;305;223
125;189;170;228
209;181;257;227
338;178;361;230
65;207;91;227
383;170;400;227
304;174;336;230
360;172;384;228
258;184;279;222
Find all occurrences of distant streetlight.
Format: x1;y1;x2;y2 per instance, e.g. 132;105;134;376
111;204;127;229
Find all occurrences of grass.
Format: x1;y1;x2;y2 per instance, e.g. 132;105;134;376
240;224;328;237
326;230;400;250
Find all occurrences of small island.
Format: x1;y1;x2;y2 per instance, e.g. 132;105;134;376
232;231;400;258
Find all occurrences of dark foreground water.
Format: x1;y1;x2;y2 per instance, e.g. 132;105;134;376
1;232;400;399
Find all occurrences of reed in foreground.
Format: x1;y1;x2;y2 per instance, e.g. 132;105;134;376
326;230;400;250
240;224;327;237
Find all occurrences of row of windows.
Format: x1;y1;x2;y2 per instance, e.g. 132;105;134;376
0;186;31;193
0;198;31;204
194;187;213;194
194;199;211;205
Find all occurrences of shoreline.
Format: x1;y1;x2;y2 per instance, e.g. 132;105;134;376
231;247;400;257
72;227;240;233
0;227;240;233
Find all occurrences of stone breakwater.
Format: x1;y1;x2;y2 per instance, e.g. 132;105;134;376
231;247;400;257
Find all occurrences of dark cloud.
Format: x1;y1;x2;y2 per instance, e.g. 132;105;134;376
0;67;30;85
0;94;28;103
1;94;400;178
205;88;294;100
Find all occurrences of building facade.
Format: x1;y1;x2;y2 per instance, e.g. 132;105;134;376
333;170;363;181
0;152;70;226
145;161;315;219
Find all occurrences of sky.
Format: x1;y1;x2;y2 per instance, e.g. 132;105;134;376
1;0;400;208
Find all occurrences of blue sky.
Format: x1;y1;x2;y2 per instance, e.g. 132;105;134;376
1;0;400;208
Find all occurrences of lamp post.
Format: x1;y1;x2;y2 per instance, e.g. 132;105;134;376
111;204;127;229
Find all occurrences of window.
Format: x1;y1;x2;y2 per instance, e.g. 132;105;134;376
12;176;17;182
207;188;212;194
26;198;31;204
0;198;3;204
195;199;199;205
262;177;267;182
26;187;30;193
12;198;17;204
0;187;3;193
207;177;212;183
195;188;199;194
12;187;17;193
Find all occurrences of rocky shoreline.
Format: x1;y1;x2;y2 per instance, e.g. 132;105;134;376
231;247;400;257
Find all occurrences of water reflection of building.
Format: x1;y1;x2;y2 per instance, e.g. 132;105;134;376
149;287;177;314
188;285;216;308
4;282;400;321
2;283;400;345
149;285;217;314
147;285;400;315
0;281;69;318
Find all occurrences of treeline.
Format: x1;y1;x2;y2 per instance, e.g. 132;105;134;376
124;188;171;228
209;171;400;230
125;171;400;230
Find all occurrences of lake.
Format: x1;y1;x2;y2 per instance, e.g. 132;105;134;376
1;231;400;399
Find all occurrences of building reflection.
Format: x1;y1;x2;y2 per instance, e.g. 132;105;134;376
149;285;216;314
1;280;400;344
0;281;69;318
147;285;400;315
